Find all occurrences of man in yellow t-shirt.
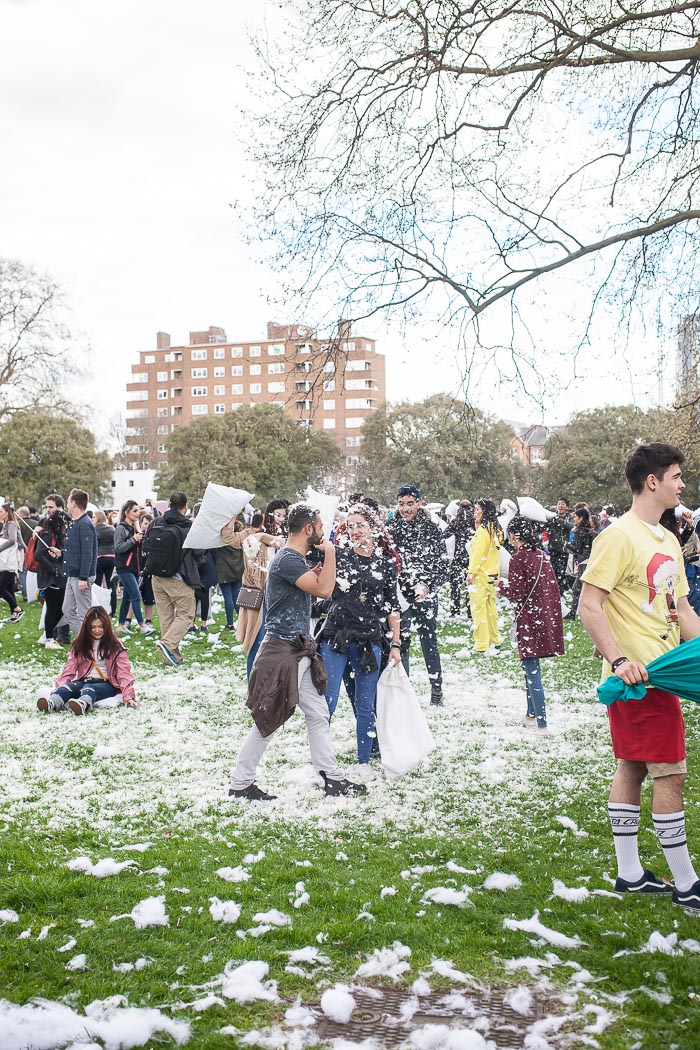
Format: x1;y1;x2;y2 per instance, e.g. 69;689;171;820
579;442;700;912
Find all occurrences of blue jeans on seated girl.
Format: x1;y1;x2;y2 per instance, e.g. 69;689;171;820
220;579;242;627
118;571;144;626
521;656;547;728
52;679;118;710
322;640;381;764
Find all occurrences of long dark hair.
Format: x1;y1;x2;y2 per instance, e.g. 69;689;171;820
344;502;402;571
1;503;16;522
120;499;139;523
476;498;503;543
264;498;290;536
507;515;541;551
72;606;121;661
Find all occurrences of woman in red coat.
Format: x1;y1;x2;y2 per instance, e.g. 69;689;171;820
499;516;564;735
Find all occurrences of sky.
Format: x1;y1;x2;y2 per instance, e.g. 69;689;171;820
0;0;679;449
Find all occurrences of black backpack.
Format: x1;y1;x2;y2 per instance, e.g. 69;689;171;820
143;519;184;578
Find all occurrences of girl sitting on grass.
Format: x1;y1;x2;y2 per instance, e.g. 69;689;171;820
37;606;137;715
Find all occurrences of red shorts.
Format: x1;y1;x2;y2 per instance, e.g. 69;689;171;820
608;687;686;763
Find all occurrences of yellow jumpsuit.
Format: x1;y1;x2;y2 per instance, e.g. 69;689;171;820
467;526;501;651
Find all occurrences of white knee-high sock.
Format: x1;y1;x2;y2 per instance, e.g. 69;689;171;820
608;803;643;882
652;811;698;892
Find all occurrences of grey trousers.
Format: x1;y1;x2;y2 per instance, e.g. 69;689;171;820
230;657;344;790
63;576;95;637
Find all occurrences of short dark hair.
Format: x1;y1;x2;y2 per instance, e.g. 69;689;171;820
169;491;188;511
507;515;540;550
46;493;64;508
557;496;569;505
69;488;89;511
625;442;685;495
287;501;319;534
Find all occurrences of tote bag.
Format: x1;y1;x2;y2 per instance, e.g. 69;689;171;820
376;663;435;781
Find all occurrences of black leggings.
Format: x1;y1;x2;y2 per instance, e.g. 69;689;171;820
0;570;19;613
44;586;66;638
195;586;210;622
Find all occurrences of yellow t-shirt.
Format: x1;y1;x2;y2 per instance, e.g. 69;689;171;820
581;510;688;678
468;526;501;577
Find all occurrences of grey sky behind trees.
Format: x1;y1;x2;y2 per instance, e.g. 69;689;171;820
0;0;680;443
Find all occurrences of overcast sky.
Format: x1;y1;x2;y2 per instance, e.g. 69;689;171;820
0;0;678;448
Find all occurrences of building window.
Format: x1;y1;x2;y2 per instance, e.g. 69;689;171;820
346;455;360;466
344;341;356;352
232;383;243;395
214;404;226;414
214;348;225;359
232;347;243;358
232;365;243;376
214;366;225;377
323;418;336;429
128;390;148;401
323;380;335;392
192;349;207;360
323;361;335;373
157;390;168;400
323;399;335;410
144;355;155;363
156;425;168;435
192;405;208;415
347;360;370;371
158;443;167;453
346;417;365;428
156;371;168;381
250;364;261;376
132;372;148;383
213;384;224;396
231;402;242;409
157;407;168;418
192;386;208;396
296;343;312;354
250;383;262;393
268;362;285;374
347;397;371;409
268;382;285;393
268;344;285;356
191;367;208;378
249;346;261;357
346;436;362;447
171;406;182;416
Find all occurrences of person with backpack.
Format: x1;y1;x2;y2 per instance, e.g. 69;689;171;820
145;491;200;666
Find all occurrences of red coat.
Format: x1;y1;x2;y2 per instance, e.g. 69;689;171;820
501;547;564;660
55;644;136;706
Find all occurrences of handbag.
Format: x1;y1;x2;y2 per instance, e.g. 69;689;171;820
237;585;264;611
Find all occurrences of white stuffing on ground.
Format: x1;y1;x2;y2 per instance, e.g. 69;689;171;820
422;886;472;908
504;985;533;1015
65;953;87;971
252;909;291;927
0;909;19;923
221;960;279;1003
110;895;169;929
209;897;241;924
66;856;139;878
551;880;590;903
482;872;522;892
113;958;152;973
503;912;583;949
555;816;588;838
321;985;356;1023
430;960;473;984
216;865;251;883
355;942;412;980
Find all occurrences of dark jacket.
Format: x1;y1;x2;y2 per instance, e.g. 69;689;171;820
96;523;115;558
247;634;327;737
196;549;217;591
114;522;141;575
547;513;574;553
35;527;63;590
442;514;475;568
568;526;594;566
388;509;449;597
63;513;98;581
159;508;201;589
501;547;564;660
215;543;244;584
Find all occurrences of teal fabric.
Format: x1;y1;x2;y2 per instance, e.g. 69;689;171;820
597;636;700;706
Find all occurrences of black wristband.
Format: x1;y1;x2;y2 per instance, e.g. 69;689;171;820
390;642;401;649
611;657;629;672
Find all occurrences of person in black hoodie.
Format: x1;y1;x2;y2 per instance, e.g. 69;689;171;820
149;491;200;666
387;484;449;705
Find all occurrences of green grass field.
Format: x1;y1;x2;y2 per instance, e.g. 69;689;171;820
1;596;699;1049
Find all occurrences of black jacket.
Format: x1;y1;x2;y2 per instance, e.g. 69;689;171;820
114;522;140;575
159;508;201;589
388;509;449;597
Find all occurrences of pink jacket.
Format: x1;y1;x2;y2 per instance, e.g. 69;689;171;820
55;644;136;706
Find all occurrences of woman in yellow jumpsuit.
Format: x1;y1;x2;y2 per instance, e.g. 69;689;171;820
467;499;504;653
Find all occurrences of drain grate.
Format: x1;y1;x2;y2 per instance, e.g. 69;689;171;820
315;984;553;1048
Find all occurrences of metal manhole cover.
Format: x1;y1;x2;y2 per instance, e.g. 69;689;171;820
315;984;553;1048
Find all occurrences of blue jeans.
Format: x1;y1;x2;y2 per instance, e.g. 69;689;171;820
521;657;547;727
322;640;381;764
220;579;242;626
118;572;144;625
53;679;118;710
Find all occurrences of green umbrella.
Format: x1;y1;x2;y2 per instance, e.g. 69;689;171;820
597;636;700;706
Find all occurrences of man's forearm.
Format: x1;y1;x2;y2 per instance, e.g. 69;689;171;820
316;548;336;595
578;598;625;665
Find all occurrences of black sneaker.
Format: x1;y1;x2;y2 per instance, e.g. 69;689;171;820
9;608;24;623
615;869;672;894
228;783;277;802
430;689;444;707
320;772;367;797
672;879;700;912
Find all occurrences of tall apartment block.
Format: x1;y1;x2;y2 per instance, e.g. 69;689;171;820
124;322;386;474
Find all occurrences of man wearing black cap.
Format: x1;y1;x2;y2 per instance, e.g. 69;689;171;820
388;484;449;705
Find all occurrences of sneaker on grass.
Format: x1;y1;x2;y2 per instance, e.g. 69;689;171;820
672;879;700;912
9;608;24;623
320;772;367;797
155;640;179;667
614;869;672;894
229;783;277;802
68;697;89;716
44;639;64;651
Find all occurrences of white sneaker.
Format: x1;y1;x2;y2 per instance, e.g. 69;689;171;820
139;623;154;635
44;639;64;651
483;646;501;657
522;715;537;729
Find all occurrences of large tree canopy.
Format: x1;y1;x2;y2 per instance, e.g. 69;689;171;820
250;1;700;394
0;411;113;509
532;404;700;507
355;394;524;502
154;404;342;503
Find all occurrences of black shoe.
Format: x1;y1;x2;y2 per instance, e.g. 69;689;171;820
320;771;367;796
673;878;700;912
430;689;444;707
614;869;672;894
228;783;277;801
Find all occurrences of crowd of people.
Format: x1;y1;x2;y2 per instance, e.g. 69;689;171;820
3;440;700;909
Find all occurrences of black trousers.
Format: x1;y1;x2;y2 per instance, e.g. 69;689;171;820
0;570;19;613
400;597;443;691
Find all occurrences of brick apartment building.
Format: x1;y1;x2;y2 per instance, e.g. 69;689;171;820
124;322;386;474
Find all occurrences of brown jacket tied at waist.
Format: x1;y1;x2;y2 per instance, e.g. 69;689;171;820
247;634;328;737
